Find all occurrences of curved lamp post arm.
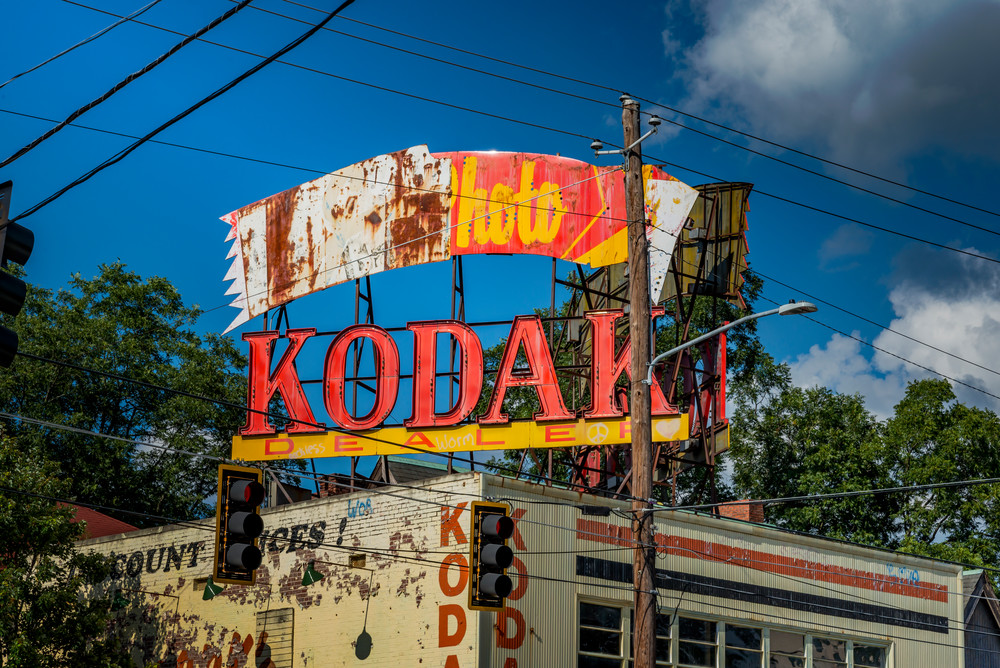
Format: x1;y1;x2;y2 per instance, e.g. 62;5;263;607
643;301;817;385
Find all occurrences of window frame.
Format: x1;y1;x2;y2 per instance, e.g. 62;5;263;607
576;598;890;668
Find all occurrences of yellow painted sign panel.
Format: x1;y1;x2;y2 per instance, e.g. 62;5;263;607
232;414;689;461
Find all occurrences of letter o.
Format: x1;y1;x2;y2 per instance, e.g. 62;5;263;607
507;555;527;601
323;325;400;430
126;551;143;577
439;553;469;596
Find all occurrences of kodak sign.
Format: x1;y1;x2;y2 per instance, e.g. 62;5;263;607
232;310;689;461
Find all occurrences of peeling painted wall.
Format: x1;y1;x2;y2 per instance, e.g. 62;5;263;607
84;473;964;668
84;474;483;668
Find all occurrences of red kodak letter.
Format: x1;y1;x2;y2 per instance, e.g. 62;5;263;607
241;329;323;435
479;316;572;424
583;308;678;417
323;325;400;430
406;320;483;428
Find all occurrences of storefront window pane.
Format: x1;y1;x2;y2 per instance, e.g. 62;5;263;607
725;647;762;667
813;637;846;663
678;641;716;666
854;645;885;668
770;631;804;657
679;617;716;642
580;656;622;668
726;625;762;650
581;629;622;656
582;602;622;630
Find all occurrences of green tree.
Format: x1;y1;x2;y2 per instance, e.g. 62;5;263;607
731;372;1000;569
0;436;132;667
886;379;1000;566
729;362;897;545
0;262;247;525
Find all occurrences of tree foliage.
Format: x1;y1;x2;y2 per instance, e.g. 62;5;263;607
0;437;132;667
0;263;247;525
732;369;1000;569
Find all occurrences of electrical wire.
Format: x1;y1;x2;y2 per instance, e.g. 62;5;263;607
0;0;164;90
9;402;1000;633
748;266;1000;380
10;393;1000;593
274;0;1000;220
760;294;1000;403
0;483;653;597
46;0;1000;283
0;0;256;170
648;114;1000;238
7;482;994;653
642;151;1000;268
0;106;630;229
651;246;1000;404
246;0;1000;239
235;0;620;112
661;477;1000;515
12;1;996;287
8;0;360;225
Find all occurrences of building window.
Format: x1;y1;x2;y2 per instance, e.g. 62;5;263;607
678;617;717;667
812;637;847;668
724;624;762;667
852;645;886;668
579;602;625;668
770;630;806;667
577;601;888;668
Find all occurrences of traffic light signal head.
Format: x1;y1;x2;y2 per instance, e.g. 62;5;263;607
469;501;515;611
214;465;265;585
0;181;33;368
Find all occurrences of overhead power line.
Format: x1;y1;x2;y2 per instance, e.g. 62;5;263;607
10;350;652;504
664;477;1000;514
643;150;1000;267
0;0;255;170
253;0;999;236
757;293;1000;403
272;0;999;220
9;0;360;224
25;1;998;277
750;267;1000;380
0;0;164;91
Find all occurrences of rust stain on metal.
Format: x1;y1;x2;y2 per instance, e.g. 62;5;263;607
265;185;303;306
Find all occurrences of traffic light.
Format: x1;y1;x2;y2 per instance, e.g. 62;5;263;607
468;501;515;611
0;181;34;368
213;464;266;586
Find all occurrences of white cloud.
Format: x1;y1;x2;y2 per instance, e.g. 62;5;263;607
788;244;1000;417
788;332;909;418
671;0;1000;169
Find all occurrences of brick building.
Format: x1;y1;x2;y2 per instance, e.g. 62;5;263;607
82;467;970;667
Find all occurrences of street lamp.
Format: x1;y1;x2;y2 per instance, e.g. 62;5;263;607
644;301;817;385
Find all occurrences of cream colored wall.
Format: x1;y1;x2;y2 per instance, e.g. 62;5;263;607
482;476;965;668
83;473;483;668
83;473;966;668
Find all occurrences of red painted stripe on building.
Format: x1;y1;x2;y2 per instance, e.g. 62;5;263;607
575;519;948;603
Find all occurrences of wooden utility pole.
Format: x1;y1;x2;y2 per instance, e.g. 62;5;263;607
623;95;655;668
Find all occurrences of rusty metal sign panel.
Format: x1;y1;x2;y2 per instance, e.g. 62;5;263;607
221;146;698;332
660;182;752;306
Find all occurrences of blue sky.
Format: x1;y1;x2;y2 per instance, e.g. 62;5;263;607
2;0;1000;457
